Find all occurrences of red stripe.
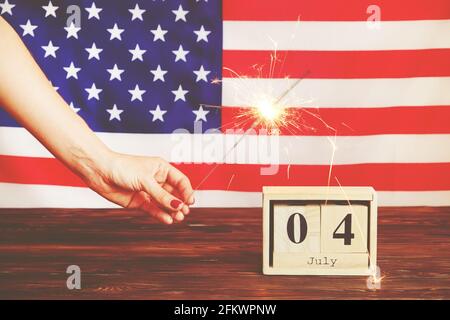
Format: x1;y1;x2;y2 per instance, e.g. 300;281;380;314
223;0;450;21
0;155;449;191
0;155;85;187
223;50;450;79
221;106;450;136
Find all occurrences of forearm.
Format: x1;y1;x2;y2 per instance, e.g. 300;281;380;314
0;17;110;180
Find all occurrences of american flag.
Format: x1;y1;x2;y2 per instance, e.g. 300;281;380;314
0;0;449;208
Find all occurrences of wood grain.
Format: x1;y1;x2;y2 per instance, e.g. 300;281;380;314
0;207;449;299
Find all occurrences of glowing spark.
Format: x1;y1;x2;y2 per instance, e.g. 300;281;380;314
253;98;287;128
191;74;303;193
367;271;385;290
257;100;280;121
369;273;385;284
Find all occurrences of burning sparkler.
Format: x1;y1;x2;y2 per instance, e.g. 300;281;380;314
193;74;306;193
192;19;348;198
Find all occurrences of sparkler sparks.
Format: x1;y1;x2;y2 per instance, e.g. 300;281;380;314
248;75;308;129
369;272;385;285
255;99;283;122
192;20;354;200
367;268;385;290
192;76;306;194
246;96;287;133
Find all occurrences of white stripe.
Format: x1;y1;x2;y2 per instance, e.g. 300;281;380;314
0;183;449;207
222;77;450;108
1;127;450;165
0;183;117;208
223;20;450;51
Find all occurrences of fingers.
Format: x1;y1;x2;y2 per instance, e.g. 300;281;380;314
145;198;185;224
162;184;190;215
166;165;195;205
143;201;175;225
154;184;187;221
172;210;185;222
126;191;175;225
141;178;184;213
124;158;194;223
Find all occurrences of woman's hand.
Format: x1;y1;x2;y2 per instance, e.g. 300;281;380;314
0;17;194;224
85;152;194;225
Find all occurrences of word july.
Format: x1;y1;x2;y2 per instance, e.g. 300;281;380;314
307;256;337;267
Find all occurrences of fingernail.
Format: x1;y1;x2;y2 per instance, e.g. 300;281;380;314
182;205;190;215
172;212;184;222
170;199;182;209
189;196;195;205
166;216;173;224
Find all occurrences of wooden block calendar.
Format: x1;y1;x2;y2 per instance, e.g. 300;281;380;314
263;187;378;276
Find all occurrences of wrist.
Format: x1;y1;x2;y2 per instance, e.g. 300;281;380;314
69;141;114;185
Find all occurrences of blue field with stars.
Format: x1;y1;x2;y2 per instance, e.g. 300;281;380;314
0;0;222;133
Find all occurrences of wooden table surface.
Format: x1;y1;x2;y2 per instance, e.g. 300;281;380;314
0;207;449;300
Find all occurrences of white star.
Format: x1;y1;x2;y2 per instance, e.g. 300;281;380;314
194;65;210;82
63;62;81;79
85;2;102;20
129;4;145;21
194;25;211;42
41;40;59;58
107;104;124;121
85;83;102;101
150;25;167;42
107;23;124;41
20;20;37;37
129;44;146;61
149;105;167;122
172;45;189;62
172;5;188;22
193;106;210;122
42;1;58;18
0;0;15;16
128;85;146;102
64;22;81;39
69;102;80;113
150;65;167;82
172;85;188;102
107;64;124;81
85;42;103;60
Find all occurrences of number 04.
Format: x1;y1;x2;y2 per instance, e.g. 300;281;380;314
286;212;355;246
